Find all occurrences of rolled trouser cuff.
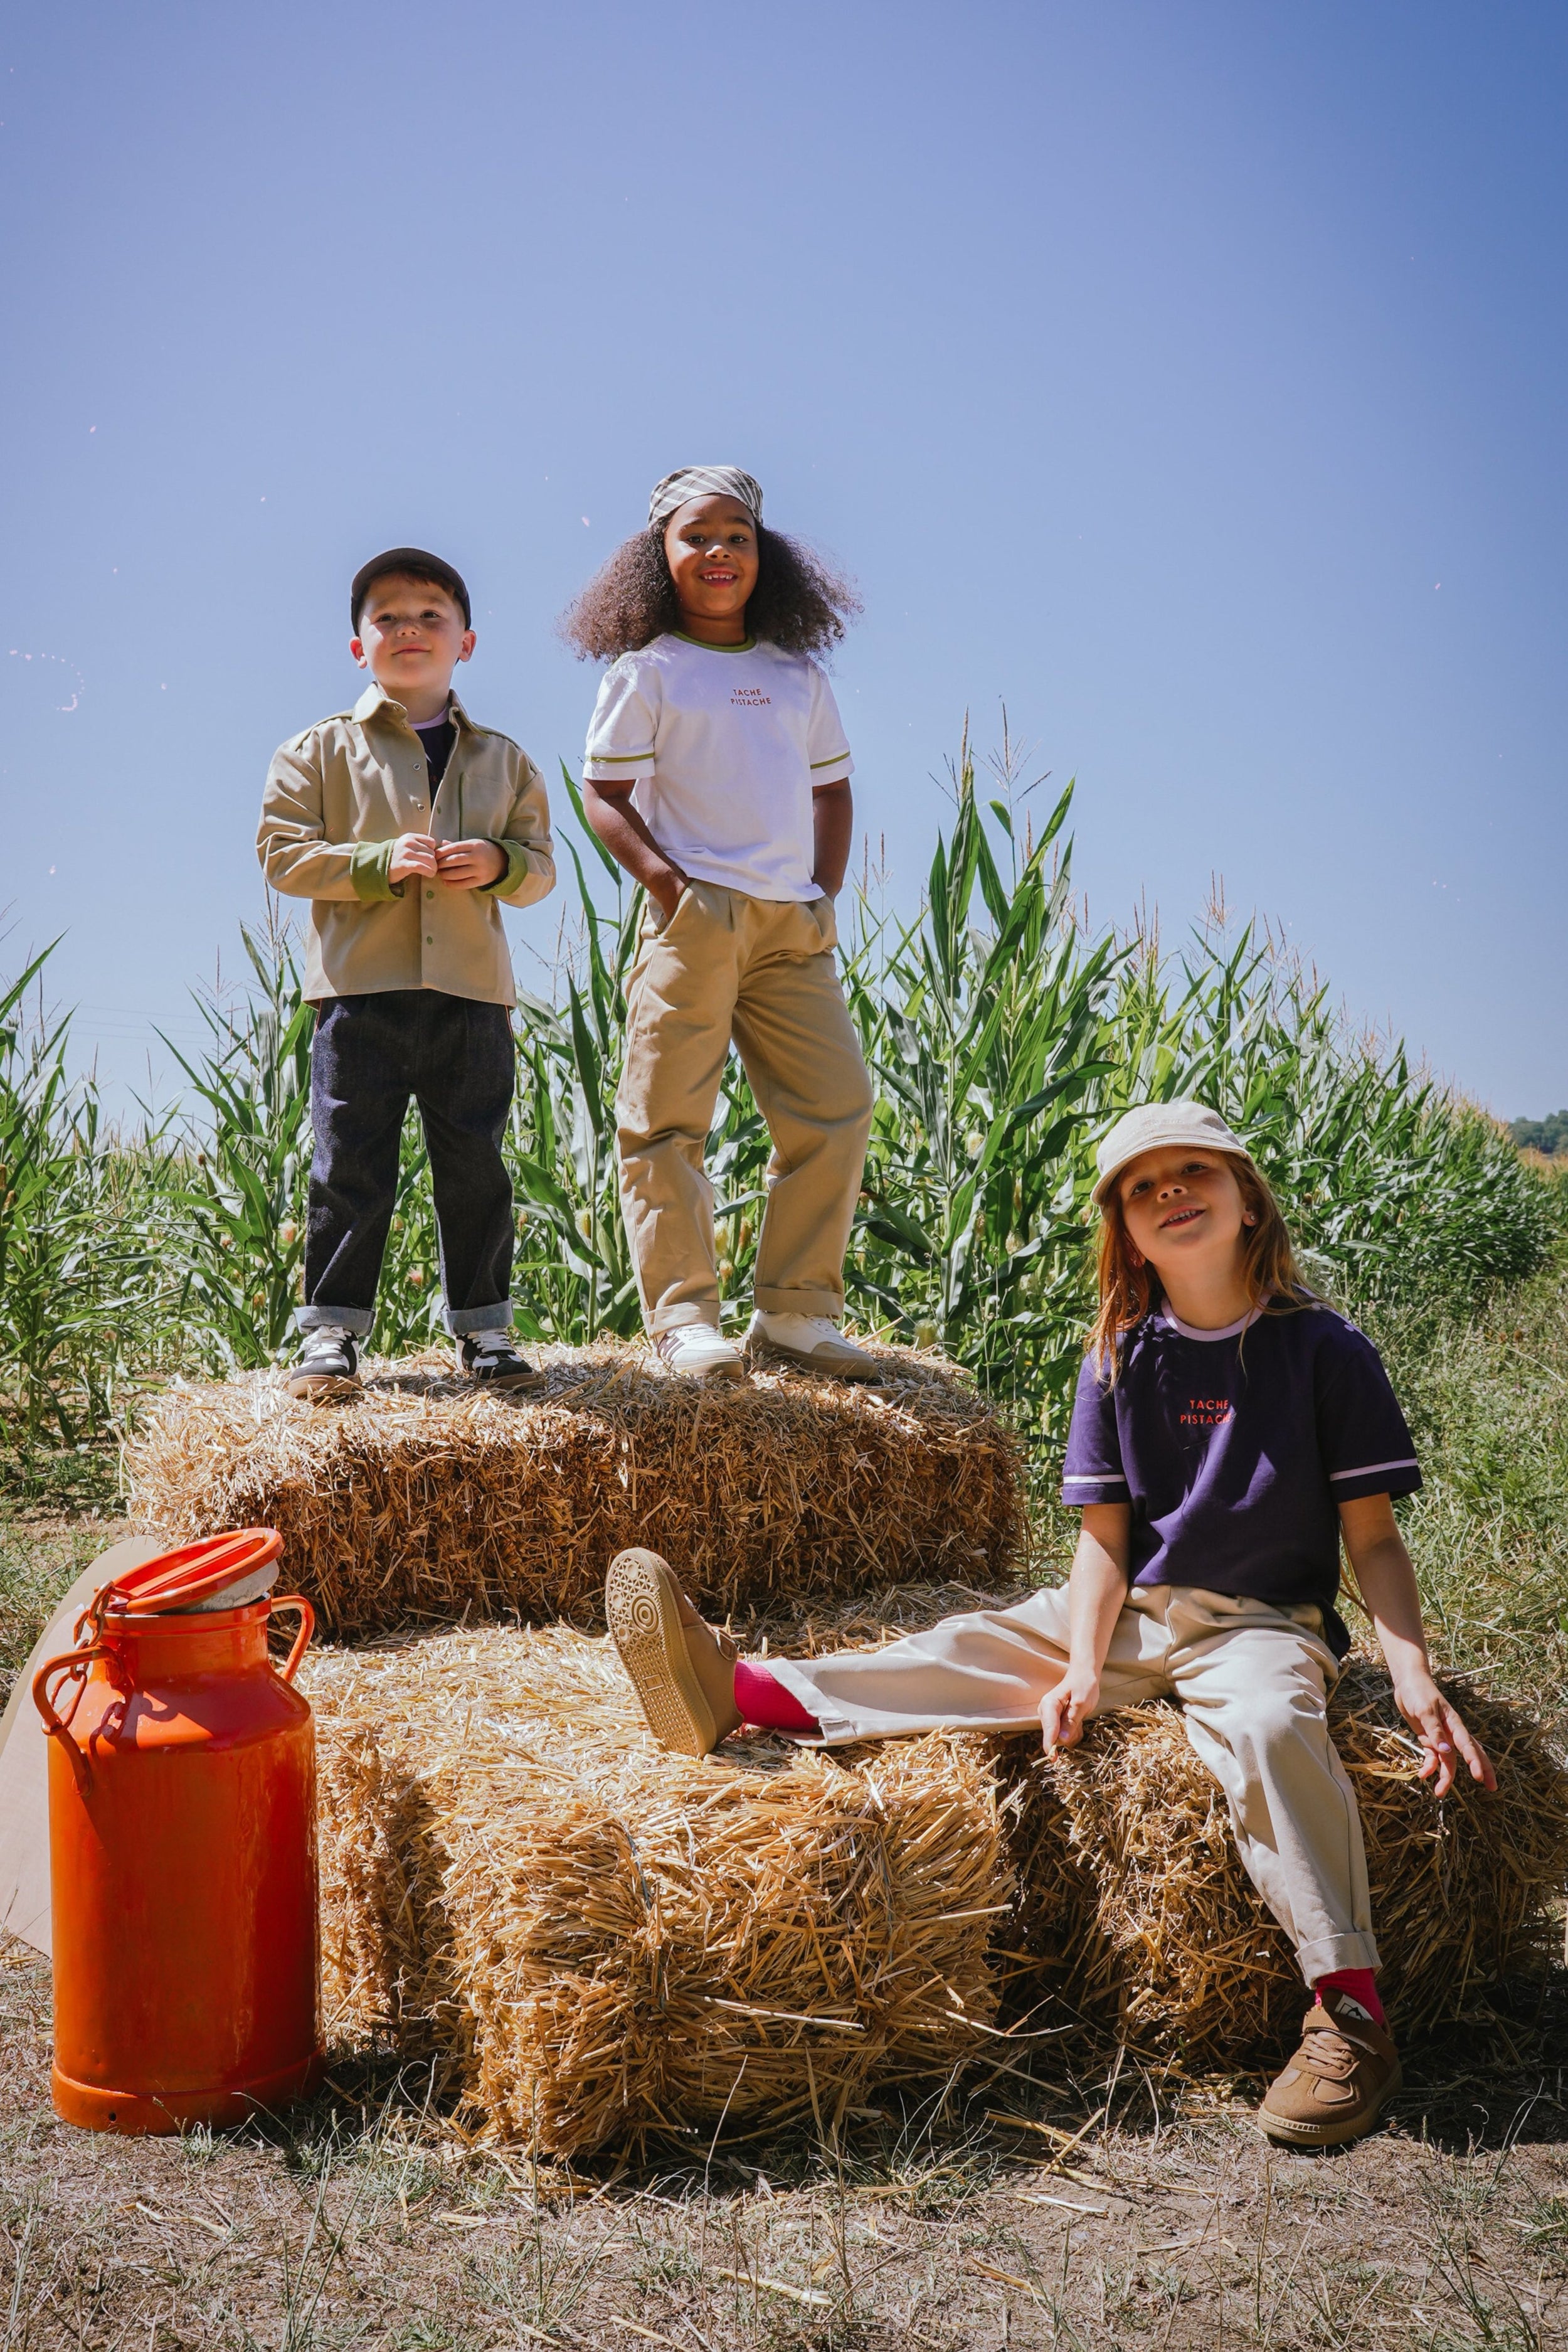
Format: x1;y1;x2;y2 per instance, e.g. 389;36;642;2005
1296;1931;1382;1983
296;1303;374;1337
444;1299;514;1337
753;1284;844;1317
647;1304;723;1337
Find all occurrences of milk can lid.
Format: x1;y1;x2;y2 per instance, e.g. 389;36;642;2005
102;1530;284;1615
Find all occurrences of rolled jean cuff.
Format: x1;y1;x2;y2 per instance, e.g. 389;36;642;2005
444;1299;514;1337
296;1302;375;1338
753;1284;844;1317
647;1304;723;1337
1296;1931;1382;1983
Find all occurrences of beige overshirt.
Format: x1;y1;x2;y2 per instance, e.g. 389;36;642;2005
257;682;555;1005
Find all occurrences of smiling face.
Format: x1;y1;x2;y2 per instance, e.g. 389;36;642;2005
1117;1144;1256;1281
351;573;475;716
662;496;761;641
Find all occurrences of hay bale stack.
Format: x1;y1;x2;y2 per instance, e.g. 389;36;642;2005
1019;1658;1568;2065
304;1626;1014;2154
124;1344;1023;1641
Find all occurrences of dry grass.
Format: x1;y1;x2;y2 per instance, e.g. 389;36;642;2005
1015;1658;1568;2066
303;1605;1568;2165
2;1908;1565;2352
122;1342;1024;1641
305;1624;1013;2157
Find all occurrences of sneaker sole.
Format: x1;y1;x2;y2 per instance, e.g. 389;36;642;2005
605;1549;719;1757
466;1369;547;1394
659;1352;748;1383
285;1372;362;1402
1256;2058;1403;2149
747;1340;882;1385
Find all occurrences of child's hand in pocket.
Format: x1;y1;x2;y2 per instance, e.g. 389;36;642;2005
1041;1669;1099;1753
436;839;507;889
648;864;689;920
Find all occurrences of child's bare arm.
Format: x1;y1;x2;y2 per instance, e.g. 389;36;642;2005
1040;1504;1130;1752
812;778;854;897
582;777;687;917
1338;1494;1496;1797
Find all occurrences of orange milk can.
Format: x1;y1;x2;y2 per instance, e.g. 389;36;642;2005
32;1530;324;2132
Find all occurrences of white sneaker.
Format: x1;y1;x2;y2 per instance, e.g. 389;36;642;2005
746;1311;881;1383
285;1326;361;1399
655;1326;748;1382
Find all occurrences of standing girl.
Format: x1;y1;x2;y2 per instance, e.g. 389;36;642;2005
564;466;877;1381
603;1099;1496;2148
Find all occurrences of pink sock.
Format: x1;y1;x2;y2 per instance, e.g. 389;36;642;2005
1313;1967;1385;2028
733;1658;820;1735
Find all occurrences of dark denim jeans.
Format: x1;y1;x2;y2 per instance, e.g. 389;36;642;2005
299;991;515;1339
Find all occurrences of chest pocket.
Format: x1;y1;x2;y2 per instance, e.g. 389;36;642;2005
435;759;512;843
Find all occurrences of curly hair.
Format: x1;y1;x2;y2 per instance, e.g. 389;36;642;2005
559;523;861;662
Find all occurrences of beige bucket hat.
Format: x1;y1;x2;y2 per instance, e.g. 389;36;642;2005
1091;1100;1253;1206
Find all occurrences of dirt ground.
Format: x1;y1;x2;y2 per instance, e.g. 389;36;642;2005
2;1930;1565;2352
4;1515;1568;2346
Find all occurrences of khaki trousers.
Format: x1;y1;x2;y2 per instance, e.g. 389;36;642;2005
616;884;874;1335
767;1583;1379;1981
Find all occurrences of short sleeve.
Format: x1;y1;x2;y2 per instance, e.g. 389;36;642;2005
1061;1352;1130;1505
807;664;853;783
1315;1321;1422;1501
583;659;658;784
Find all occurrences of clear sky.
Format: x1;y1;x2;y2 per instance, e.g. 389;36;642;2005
3;1;1564;1115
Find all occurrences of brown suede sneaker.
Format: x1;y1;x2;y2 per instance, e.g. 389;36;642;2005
605;1548;743;1758
1257;1988;1403;2147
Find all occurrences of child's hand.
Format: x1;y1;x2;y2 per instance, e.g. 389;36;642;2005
435;839;507;889
389;833;439;884
1392;1671;1497;1798
1040;1669;1099;1754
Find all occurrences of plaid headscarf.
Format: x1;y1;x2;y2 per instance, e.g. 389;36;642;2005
648;466;765;529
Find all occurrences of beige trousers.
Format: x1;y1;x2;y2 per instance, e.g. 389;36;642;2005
616;883;875;1335
767;1583;1379;1981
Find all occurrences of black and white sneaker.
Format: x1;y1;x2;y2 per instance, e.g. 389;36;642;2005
285;1326;361;1400
456;1331;545;1393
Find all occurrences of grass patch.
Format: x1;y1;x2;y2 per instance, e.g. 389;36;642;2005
0;1510;128;1706
1367;1251;1568;1718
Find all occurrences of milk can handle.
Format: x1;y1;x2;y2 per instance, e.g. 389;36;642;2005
33;1645;112;1788
270;1597;314;1683
33;1645;110;1741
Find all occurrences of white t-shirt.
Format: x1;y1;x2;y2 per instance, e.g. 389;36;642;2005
582;634;853;902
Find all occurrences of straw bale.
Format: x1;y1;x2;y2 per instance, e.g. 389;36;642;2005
1015;1658;1568;2066
124;1344;1024;1641
304;1624;1014;2154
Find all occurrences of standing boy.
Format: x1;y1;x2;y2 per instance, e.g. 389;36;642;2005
258;548;554;1397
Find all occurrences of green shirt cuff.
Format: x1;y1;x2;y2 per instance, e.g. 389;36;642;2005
350;840;403;902
479;841;533;897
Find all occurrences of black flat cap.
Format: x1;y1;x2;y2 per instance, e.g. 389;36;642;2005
351;547;471;630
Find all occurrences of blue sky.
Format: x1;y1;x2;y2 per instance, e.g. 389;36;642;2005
3;1;1564;1115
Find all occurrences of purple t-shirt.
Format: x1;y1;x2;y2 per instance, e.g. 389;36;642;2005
1059;1301;1421;1656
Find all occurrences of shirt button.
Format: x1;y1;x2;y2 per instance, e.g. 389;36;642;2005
426;934;434;944
425;889;435;899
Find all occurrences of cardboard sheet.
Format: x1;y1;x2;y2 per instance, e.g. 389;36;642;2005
0;1535;163;1957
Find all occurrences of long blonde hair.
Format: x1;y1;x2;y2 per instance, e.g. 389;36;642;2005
1088;1152;1313;1373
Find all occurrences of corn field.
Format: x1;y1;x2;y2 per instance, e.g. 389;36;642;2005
1;753;1557;1476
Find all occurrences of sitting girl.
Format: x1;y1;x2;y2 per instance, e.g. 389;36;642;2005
564;465;876;1382
605;1099;1495;2148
